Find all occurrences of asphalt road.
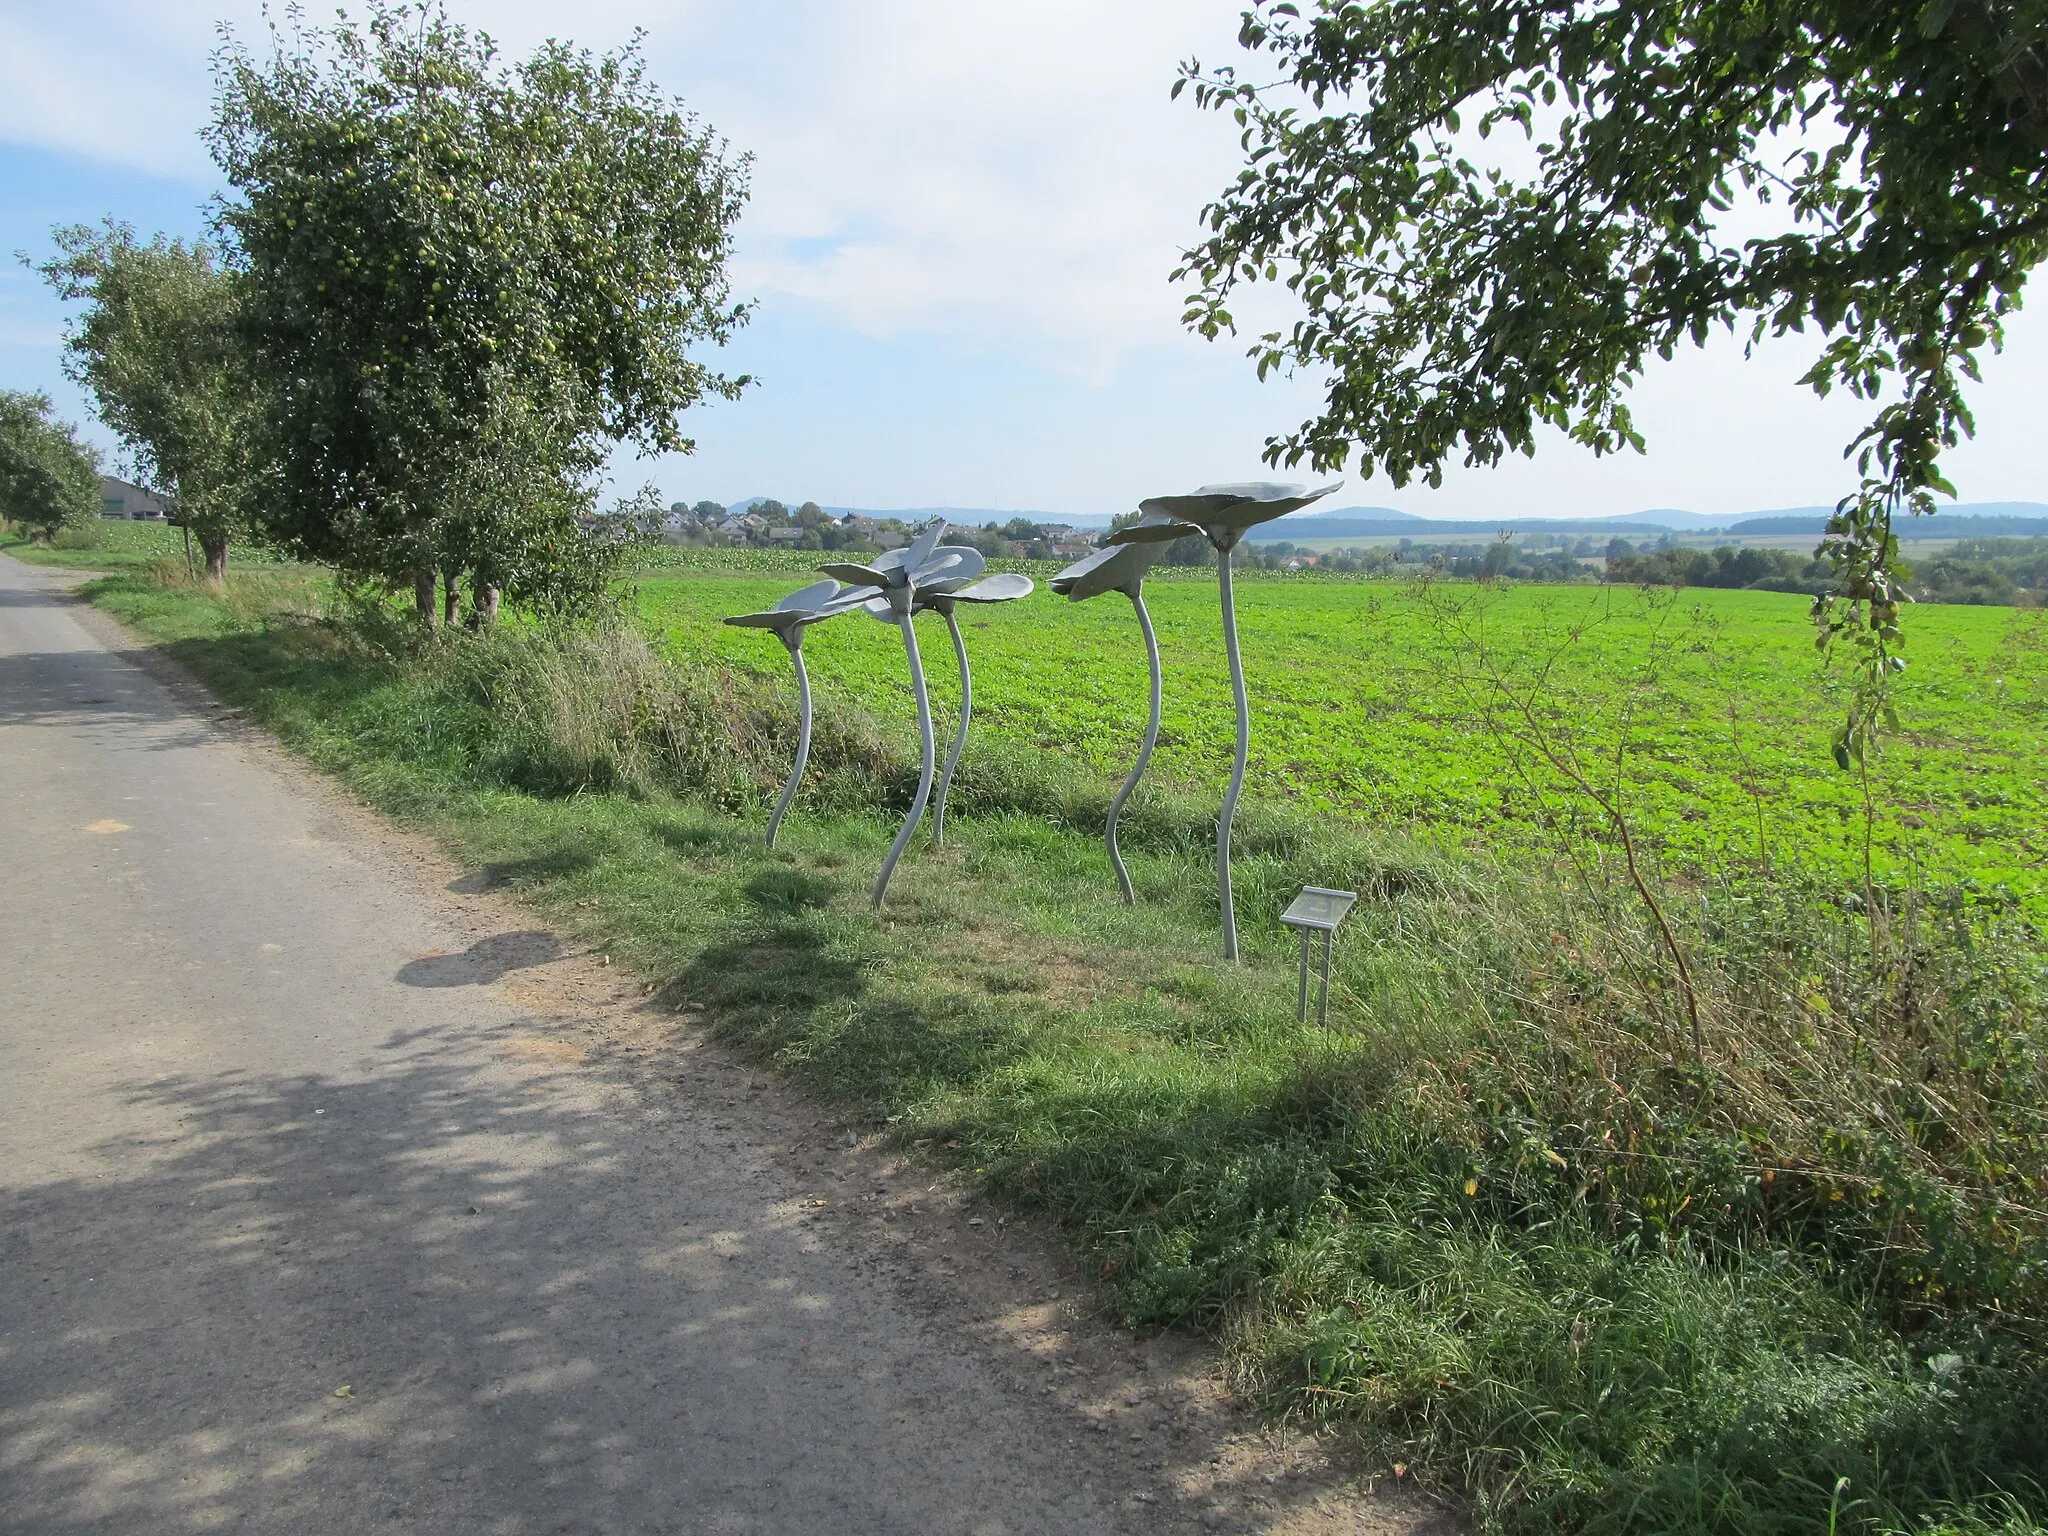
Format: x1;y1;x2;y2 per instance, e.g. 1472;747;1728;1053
0;553;1145;1535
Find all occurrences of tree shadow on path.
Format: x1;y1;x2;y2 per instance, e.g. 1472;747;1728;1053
0;1028;1122;1536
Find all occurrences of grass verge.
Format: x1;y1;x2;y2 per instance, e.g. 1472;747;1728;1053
65;564;2048;1536
1;519;295;572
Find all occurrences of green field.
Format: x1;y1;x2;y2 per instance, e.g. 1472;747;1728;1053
24;522;2040;903
641;563;2048;910
0;519;292;571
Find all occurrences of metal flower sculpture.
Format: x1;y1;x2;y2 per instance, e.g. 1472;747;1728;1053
816;522;999;909
907;570;1035;849
723;577;878;848
1108;481;1342;960
1050;538;1165;904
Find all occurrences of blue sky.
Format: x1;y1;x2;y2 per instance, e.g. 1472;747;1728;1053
4;0;2043;521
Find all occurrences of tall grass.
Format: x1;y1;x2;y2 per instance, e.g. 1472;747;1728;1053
81;566;2048;1536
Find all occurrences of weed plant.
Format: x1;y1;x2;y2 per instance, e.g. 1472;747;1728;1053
73;565;2048;1536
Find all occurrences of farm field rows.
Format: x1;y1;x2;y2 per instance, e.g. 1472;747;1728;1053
639;565;2048;907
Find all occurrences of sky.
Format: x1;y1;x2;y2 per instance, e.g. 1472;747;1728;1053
2;0;2043;522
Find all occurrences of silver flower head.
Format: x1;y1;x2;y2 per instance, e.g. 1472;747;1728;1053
861;569;1032;624
921;571;1034;612
1101;480;1341;963
835;519;1006;621
1107;481;1343;553
722;576;875;644
725;575;879;852
1050;537;1160;602
820;518;980;606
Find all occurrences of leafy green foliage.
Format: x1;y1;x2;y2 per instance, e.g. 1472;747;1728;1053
0;390;101;538
34;221;263;579
1608;542;1833;593
207;0;750;615
1911;537;2048;605
1176;1;2048;763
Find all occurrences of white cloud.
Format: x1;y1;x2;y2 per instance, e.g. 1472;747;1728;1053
0;318;62;348
648;0;1261;377
3;0;2041;514
0;2;228;181
0;0;1252;377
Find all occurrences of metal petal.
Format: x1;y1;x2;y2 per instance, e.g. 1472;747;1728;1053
1135;481;1344;538
903;518;947;569
1050;542;1154;600
949;572;1035;603
774;577;848;613
1195;480;1345;520
722;609;805;634
1106;519;1200;547
809;588;879;623
916;544;986;584
819;561;894;587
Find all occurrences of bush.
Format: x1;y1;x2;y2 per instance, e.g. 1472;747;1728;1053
50;520;110;551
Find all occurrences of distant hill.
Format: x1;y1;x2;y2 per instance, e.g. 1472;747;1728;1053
728;498;1116;529
704;496;2048;541
1732;511;2048;539
1600;508;1743;532
1251;500;2048;542
1247;516;1667;540
1270;504;1421;523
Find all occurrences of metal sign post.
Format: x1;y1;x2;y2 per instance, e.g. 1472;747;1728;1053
1279;886;1358;1025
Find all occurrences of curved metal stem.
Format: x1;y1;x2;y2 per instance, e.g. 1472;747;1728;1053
932;608;972;847
1105;587;1161;905
872;613;937;910
765;639;812;850
1217;550;1248;963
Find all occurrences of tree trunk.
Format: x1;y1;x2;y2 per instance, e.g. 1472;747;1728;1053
475;582;501;626
414;569;438;629
202;536;228;584
442;570;462;628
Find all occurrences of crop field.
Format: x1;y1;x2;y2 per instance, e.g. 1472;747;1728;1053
639;560;2048;908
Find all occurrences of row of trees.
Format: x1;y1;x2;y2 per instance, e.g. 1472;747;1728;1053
665;498;878;551
0;391;101;537
1910;537;2048;605
25;2;749;623
36;229;251;578
1606;543;1833;593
